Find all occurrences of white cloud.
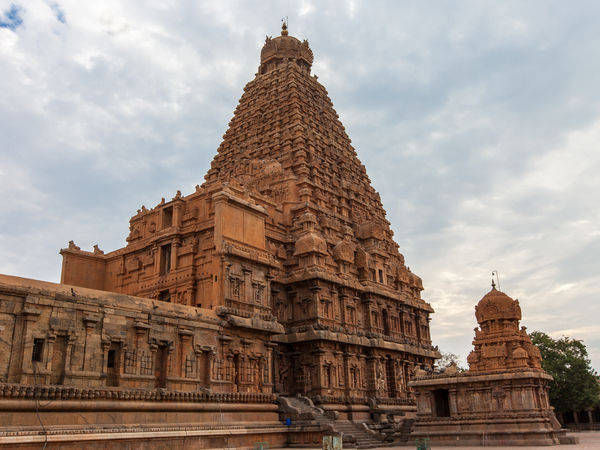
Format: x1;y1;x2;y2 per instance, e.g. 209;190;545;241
1;0;599;370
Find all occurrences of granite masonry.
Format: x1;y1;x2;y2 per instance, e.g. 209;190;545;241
0;24;439;448
409;283;571;446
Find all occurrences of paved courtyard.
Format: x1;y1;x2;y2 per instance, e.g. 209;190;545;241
273;431;600;449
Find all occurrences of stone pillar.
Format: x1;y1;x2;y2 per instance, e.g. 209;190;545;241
82;317;98;371
359;354;367;394
415;311;422;343
19;309;42;382
173;202;183;229
171;238;180;271
449;388;458;416
45;334;55;373
265;273;274;310
362;297;373;332
339;294;348;326
152;244;160;275
242;267;252;303
399;308;405;336
342;350;351;400
101;340;111;375
205;349;214;388
366;355;377;398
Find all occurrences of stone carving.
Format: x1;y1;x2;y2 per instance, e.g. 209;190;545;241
47;23;439;415
469;283;542;372
410;284;566;446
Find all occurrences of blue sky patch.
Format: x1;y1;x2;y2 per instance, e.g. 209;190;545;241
50;3;65;24
0;4;22;30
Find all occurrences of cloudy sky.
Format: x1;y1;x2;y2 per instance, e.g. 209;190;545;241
1;1;599;369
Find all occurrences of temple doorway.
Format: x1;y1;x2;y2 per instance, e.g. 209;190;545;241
106;342;120;387
155;344;168;388
433;389;450;417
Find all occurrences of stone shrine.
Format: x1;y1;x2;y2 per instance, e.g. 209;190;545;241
409;282;568;446
0;24;439;448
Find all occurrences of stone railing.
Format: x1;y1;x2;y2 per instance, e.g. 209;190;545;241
0;383;276;404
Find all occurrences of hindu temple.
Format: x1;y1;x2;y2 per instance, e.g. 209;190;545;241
409;282;570;446
0;24;439;448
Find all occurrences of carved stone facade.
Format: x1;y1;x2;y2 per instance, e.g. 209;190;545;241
0;24;440;446
409;285;569;446
57;24;439;412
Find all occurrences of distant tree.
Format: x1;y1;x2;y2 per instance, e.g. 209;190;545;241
434;352;466;373
530;331;600;414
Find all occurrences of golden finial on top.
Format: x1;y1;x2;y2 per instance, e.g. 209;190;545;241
281;17;288;36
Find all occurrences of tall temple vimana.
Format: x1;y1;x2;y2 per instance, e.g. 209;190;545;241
0;24;564;449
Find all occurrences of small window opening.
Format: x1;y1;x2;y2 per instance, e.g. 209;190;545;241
160;244;171;275
158;289;171;302
32;338;44;362
378;269;384;283
107;349;116;369
162;206;173;228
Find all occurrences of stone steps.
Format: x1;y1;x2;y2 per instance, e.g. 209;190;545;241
335;421;382;449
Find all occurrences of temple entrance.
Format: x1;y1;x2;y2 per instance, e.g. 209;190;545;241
106;342;120;387
155;344;168;388
50;336;66;385
433;389;450;417
385;357;397;398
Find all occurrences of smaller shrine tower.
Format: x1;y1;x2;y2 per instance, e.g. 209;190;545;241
409;284;570;446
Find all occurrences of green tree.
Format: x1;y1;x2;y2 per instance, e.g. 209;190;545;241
530;331;600;414
434;352;466;373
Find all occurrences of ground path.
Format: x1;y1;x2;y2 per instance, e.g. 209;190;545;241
272;431;600;449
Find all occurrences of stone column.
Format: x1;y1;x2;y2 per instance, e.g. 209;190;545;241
152;244;160;275
82;318;98;371
342;350;351;400
415;311;422;343
449;388;458;416
362;297;373;332
339;294;348;326
399;308;405;336
20;309;41;381
205;348;214;388
101;340;111;375
173;202;183;229
366;355;377;398
171;238;181;271
242;267;252;303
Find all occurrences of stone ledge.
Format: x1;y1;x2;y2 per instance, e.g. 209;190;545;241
273;329;440;358
409;370;552;387
0;383;276;405
0;423;322;445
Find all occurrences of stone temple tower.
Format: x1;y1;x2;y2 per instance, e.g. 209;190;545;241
59;24;440;414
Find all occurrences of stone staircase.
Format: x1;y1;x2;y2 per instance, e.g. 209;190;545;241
334;420;384;448
278;395;401;449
